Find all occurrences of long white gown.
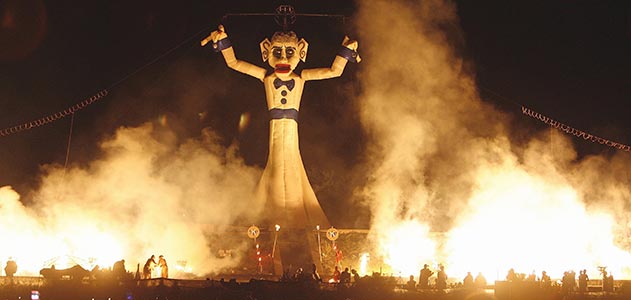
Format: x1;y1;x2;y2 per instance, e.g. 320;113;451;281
255;72;331;230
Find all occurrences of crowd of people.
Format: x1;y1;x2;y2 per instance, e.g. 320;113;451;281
275;261;622;295
404;264;483;291
398;264;619;294
1;255;170;281
0;253;622;296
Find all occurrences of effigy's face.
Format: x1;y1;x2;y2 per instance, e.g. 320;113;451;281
260;32;308;77
268;40;300;74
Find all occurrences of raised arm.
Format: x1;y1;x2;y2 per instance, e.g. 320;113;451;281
301;36;361;81
201;25;266;81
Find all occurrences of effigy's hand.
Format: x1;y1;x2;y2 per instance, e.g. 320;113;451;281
201;24;229;47
341;36;361;63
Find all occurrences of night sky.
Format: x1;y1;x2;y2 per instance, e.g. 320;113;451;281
1;0;629;216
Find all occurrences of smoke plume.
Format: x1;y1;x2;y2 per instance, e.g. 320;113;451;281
0;122;262;276
355;0;631;279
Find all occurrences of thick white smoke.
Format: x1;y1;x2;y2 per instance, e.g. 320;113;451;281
355;0;631;280
0;122;262;277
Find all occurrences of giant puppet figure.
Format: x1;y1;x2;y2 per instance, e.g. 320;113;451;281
202;25;360;232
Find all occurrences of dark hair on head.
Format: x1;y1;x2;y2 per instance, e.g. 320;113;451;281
271;31;298;43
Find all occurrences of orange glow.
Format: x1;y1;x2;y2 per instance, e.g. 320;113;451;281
238;112;251;133
358;253;370;276
374;167;631;281
377;220;436;277
444;167;631;281
158;114;168;126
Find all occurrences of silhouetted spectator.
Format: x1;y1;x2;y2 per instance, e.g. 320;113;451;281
406;275;416;290
310;263;321;282
419;264;434;289
561;271;576;295
340;267;351;283
112;259;126;280
608;273;614;292
578;269;588;293
4;258;17;277
158;255;168;278
475;272;487;288
506;268;517;282
463;272;473;288
540;271;551;288
436;265;447;290
143;255;157;279
332;266;341;283
526;271;536;281
351;269;360;284
603;270;614;292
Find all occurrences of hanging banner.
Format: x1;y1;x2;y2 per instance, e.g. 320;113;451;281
521;106;631;152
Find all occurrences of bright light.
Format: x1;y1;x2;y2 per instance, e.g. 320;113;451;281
444;168;631;281
359;253;370;276
373;167;631;281
378;220;436;277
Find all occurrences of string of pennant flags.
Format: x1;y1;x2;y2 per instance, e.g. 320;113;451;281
0;90;109;137
521;106;631;152
0;24;211;138
1;92;629;154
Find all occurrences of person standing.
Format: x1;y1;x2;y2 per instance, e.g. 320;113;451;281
310;263;321;282
351;269;360;284
142;255;157;279
158;255;168;278
332;266;341;283
3;257;23;286
419;264;434;289
475;272;487;288
340;267;351;284
4;258;17;277
406;275;417;290
436;265;447;290
463;272;474;288
112;259;126;280
578;269;589;293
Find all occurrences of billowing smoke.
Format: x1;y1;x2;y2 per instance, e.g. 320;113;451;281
0;122;262;276
355;0;631;280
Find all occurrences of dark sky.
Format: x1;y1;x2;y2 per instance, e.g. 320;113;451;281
1;0;630;207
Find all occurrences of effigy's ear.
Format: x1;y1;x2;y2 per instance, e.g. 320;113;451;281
260;38;272;62
297;38;308;62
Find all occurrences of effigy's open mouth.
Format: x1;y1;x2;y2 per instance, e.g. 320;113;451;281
275;64;291;73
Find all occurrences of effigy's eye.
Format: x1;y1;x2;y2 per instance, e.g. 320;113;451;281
286;47;295;58
272;47;282;59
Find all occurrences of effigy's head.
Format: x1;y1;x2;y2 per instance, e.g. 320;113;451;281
260;31;308;74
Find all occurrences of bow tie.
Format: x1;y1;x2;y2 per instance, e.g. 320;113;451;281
273;78;295;91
